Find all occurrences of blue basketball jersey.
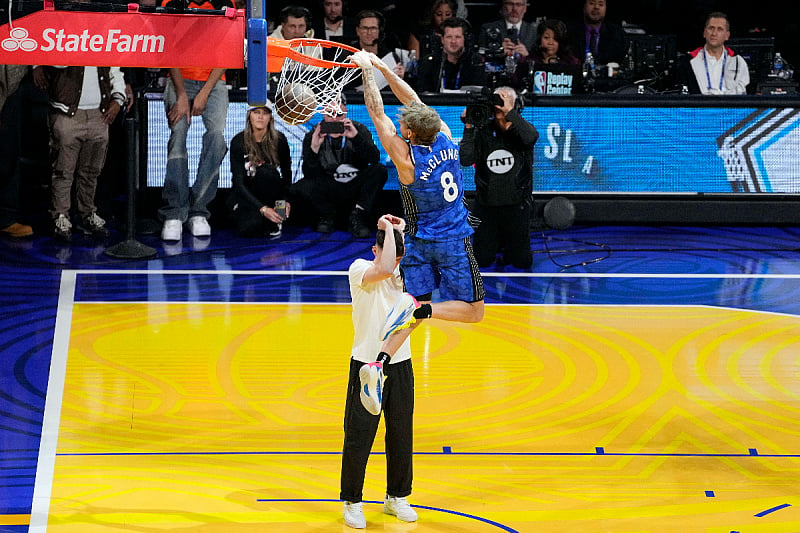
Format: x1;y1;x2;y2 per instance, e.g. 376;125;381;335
402;132;473;241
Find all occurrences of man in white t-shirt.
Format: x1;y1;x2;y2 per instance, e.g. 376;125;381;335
340;213;418;529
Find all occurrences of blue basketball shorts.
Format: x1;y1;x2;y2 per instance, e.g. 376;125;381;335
401;236;485;303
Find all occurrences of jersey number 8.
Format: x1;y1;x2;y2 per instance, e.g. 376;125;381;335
441;171;459;202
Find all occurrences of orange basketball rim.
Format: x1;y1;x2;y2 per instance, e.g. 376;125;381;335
266;37;360;72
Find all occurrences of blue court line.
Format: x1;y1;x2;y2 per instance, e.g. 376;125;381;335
255;498;519;532
55;450;800;458
755;503;792;517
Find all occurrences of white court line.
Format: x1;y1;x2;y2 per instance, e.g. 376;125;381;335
71;269;800;279
29;271;77;532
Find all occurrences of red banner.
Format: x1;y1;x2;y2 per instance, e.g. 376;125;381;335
0;7;245;68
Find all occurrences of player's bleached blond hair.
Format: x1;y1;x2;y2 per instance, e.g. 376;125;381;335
399;101;441;145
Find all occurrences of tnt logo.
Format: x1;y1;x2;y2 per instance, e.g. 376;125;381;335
533;71;547;95
2;27;37;52
486;149;514;174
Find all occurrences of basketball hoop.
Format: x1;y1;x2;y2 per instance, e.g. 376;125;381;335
267;37;361;124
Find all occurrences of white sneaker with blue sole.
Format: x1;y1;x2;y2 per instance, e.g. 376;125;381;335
380;293;420;341
359;362;384;416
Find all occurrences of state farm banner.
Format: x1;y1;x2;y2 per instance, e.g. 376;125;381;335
0;7;245;68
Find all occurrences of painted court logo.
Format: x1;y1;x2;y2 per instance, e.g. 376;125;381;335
2;28;38;52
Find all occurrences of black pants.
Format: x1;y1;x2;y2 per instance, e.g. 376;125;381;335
230;175;282;237
472;198;533;269
292;164;388;223
340;358;414;503
0;83;22;228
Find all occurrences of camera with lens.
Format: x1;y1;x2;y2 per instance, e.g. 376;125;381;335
462;87;504;129
478;26;506;63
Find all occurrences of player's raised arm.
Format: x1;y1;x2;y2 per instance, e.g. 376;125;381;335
349;51;414;176
368;53;452;139
367;53;422;107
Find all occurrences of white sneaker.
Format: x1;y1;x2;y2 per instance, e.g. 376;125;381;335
380;293;420;341
188;216;211;237
359;362;384;416
343;501;366;529
383;495;417;522
161;219;182;241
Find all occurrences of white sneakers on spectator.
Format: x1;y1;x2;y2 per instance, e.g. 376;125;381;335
343;501;366;529
162;217;211;241
343;497;417;528
188;216;211;237
161;219;182;241
384;495;418;522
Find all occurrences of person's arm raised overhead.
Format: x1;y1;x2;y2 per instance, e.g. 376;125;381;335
349;51;415;178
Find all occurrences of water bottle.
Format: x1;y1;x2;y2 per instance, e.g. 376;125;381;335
773;52;784;77
407;49;418;78
626;42;635;73
583;52;596;78
504;52;517;75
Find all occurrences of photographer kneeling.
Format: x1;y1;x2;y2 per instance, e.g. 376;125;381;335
460;87;538;269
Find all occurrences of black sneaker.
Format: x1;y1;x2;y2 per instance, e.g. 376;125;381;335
53;214;72;242
316;217;335;233
349;210;370;239
81;213;110;239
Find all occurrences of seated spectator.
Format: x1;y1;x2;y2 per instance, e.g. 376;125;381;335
417;17;487;92
344;10;406;90
567;0;627;66
477;0;538;89
270;5;315;39
679;12;750;95
406;0;456;60
228;102;292;238
529;19;580;66
312;0;356;42
33;65;126;242
292;97;388;238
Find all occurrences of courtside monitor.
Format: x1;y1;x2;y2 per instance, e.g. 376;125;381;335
727;37;775;87
628;34;677;79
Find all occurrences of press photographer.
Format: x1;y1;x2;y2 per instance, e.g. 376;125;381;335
460;87;538;269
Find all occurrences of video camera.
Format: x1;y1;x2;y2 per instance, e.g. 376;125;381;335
462;87;504;129
478;26;507;63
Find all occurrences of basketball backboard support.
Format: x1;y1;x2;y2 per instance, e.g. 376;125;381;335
246;0;267;106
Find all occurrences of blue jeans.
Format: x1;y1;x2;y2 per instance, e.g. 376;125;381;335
159;78;228;222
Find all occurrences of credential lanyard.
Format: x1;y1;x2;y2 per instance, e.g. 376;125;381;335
703;48;727;91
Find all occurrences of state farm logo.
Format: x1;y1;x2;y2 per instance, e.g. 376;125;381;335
2;28;38;52
2;26;165;53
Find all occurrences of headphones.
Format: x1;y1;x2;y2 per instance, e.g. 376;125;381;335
355;9;385;32
280;5;312;26
439;17;474;54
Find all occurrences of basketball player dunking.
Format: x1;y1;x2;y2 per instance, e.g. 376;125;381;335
348;50;485;415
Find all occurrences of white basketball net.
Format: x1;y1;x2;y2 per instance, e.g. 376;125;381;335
275;40;361;120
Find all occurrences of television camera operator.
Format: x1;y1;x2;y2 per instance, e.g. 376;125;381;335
460;86;538;269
